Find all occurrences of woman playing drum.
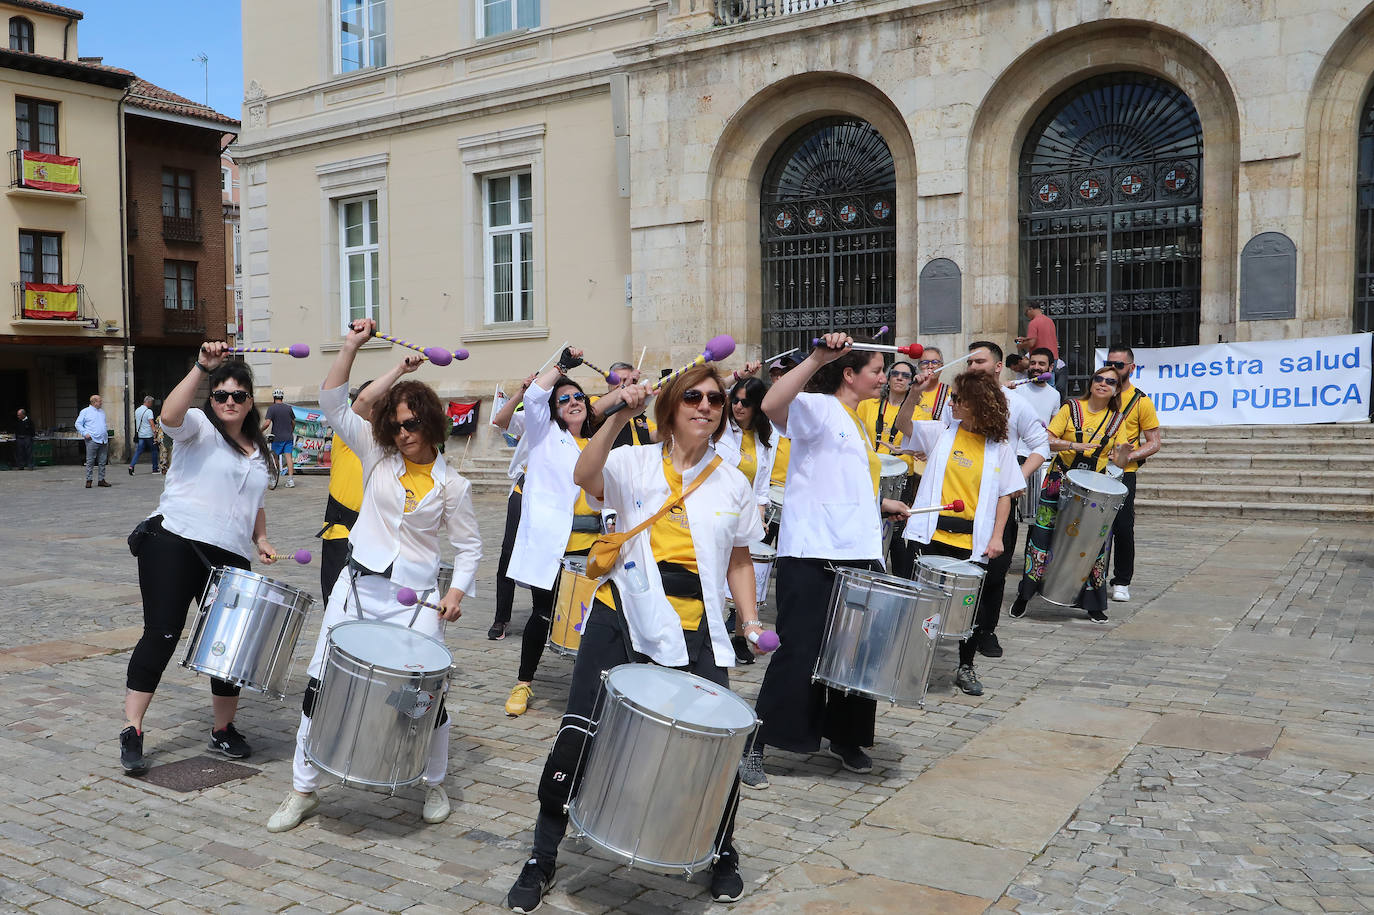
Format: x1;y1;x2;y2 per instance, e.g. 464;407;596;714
267;319;481;833
120;342;279;775
504;367;765;912
901;370;1026;697
1008;368;1131;624
744;333;913;788
856;358;923;576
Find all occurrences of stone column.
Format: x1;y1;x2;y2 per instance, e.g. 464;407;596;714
99;343;134;461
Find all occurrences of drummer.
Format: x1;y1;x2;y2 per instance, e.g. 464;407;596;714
1008;368;1131;623
504;367;765;911
120;342;279;776
267;319;481;833
856;359;922;576
486;372;537;641
901;370;1026;696
745;333;913;789
716;368;775;660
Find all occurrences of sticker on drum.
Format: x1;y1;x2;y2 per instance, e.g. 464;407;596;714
211;641;227;656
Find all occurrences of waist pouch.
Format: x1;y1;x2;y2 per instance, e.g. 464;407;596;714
570;514;602;533
935;515;974;535
657;561;704;602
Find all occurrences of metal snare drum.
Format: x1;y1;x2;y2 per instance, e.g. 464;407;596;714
1040;469;1129;607
878;453;909;564
549;555;597;657
749;540;776;606
568;665;758;875
182;566;314;700
1018;464;1047;522
763;483;785;529
914;555;985;639
436;561;454;595
304;619;452;791
813;567;944;708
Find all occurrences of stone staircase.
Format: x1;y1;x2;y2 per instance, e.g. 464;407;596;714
458;455;516;496
1135;423;1374;521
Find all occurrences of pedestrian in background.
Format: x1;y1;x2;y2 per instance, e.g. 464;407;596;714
13;407;34;470
129;396;159;475
263;389;297;488
76;394;111;488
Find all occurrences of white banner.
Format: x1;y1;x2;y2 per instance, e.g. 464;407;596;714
1094;333;1372;426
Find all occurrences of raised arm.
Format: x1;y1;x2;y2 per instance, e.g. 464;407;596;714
574;384;648;501
324;319;375;391
762;332;851;429
491;373;536;430
162;340;230;429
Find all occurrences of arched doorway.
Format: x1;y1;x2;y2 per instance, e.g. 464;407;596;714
1019;73;1203;389
1356;85;1374;333
760;117;896;356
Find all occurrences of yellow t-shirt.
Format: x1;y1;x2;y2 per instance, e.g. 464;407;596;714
736;429;758;485
841;402;882;497
770;436;790;487
1115;388;1159;473
931;427;985;552
1048;402;1125;473
398;457;436;513
917;388;941;419
322;435;362;540
855;397;917;474
567;436;600;553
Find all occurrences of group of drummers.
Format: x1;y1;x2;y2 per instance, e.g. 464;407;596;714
115;320;1159;913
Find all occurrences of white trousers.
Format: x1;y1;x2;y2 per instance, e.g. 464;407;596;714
291;573;450;793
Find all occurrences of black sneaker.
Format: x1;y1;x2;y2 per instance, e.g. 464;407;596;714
826;742;873;774
507;857;555;913
209;723;252;759
1087;608;1109;623
956;664;984;696
120;726;147;776
977;631;1003;658
730;635;755;665
1008;598;1028;619
710;848;744;903
487;622;508;641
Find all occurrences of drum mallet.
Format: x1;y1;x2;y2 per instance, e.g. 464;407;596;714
229;344;310;358
395;587;440;611
901;499;965;516
747;629;780;652
763;346;800;365
1008;372;1054;388
267;549;314;564
811;337;925;358
367;329;466;366
580;358;621;386
874;325;891;339
603;335;736;416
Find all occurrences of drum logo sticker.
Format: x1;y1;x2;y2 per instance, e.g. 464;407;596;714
963;595;975;606
692;684;721;697
407;690;434;719
922;614;941;638
210;641;227;657
405;662;424;670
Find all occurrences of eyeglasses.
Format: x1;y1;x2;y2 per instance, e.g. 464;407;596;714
682;389;726;408
918;360;943;369
556;392;588;405
397;417;425;432
211;390;250;404
1090;374;1120;387
888;370;912;380
730;397;749;406
948;392;961;403
1102;360;1127;369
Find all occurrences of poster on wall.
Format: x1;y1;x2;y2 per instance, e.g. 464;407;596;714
291;405;332;471
1095;333;1372;426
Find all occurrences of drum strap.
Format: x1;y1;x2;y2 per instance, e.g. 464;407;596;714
935;515;975;535
930;383;950;420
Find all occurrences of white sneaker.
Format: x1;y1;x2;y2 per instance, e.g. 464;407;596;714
422;785;450;824
266;791;319;832
284;478;295;488
1111;585;1130;602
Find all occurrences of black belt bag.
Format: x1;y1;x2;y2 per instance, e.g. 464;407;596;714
935;515;974;536
656;562;704;602
570;514;602;534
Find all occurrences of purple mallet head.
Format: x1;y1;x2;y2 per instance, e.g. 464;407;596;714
757;630;780;652
452;348;469;361
876;325;890;338
703;334;736;362
424;347;453;367
606;370;621;385
396;587;419;607
1037;372;1054;383
293;549;313;565
288;344;310;358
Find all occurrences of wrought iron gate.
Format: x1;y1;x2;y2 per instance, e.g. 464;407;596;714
1356;88;1374;334
1019;74;1203;390
761;117;896;358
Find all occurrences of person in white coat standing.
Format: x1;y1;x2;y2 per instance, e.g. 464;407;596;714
267;319;482;833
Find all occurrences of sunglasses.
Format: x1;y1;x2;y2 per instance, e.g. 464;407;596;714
888;371;913;380
730;397;750;406
556;392;589;405
682;389;726;407
1102;360;1128;369
918;360;944;368
211;390;250;404
1091;374;1120;386
948;392;961;404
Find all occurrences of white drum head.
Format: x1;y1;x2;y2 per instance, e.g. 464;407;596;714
330;620;451;673
918;555;983;577
768;484;785;506
605;665;755;731
878;454;907;478
748;540;776;560
1064;468;1128;498
562;555;588;574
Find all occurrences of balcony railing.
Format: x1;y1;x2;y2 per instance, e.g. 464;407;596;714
163;298;207;334
8;149;82;194
162;207;203;244
714;0;854;24
13;281;89;321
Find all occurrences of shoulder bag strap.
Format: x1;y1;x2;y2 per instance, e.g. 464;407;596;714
616;455;724;543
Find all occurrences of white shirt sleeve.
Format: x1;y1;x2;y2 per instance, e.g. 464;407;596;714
778;393;824;443
1010;394;1050;459
320;382;383;469
997;442;1028;497
160;407;211;444
734;474;766;546
443;476;483;596
522;383;553;447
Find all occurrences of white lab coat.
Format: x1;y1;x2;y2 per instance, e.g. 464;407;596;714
715;421;775;507
506;381;584;591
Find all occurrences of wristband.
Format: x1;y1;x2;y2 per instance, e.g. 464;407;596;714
194;361;211;374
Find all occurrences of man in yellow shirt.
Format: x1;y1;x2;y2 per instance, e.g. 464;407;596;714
1103;345;1162;603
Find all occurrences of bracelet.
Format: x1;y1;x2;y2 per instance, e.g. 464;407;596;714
742;620;763;629
194;362;211;374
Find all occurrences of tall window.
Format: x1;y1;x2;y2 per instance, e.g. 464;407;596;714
9;16;33;52
479;0;538;38
164;261;197;310
484;171;532;323
19;230;61;283
15;97;58;154
162;168;194;218
337;0;386;73
221;166;232;196
1356;86;1374;333
340;195;380;327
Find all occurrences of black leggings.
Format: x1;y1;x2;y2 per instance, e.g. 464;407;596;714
518;546;588;683
492;488;522;626
128;518;249;697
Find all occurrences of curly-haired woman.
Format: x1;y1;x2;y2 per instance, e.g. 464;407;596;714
268;318;482;833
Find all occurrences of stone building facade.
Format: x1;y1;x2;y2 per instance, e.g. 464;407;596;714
237;0;1374;440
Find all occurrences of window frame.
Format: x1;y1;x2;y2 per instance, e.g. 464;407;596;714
163;260;198;310
9;16;33;52
15;96;58;155
19;229;62;284
161;167;195;218
477;0;539;39
334;0;387;75
482;169;534;325
337;193;381;331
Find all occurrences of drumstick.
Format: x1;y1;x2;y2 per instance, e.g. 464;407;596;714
229;344;310;358
874;325;890;339
580;358;621;386
899;500;965;516
1008;372;1054;387
364;327;456;366
267;549;313;564
603;335;735;416
937;353;974;374
811;337;924;358
763;346;799;364
537;340;570;374
636;345;646;369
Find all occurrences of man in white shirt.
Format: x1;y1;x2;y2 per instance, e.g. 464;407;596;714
128;396;159;475
1011;348;1061;432
75;394;111;488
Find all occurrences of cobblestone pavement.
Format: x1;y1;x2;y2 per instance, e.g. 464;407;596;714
0;467;1371;914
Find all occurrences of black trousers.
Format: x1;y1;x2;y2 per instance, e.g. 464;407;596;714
1110;472;1138;586
918;539;988;667
319;537;349;606
518;545;588;683
492;488;522;626
128;517;247;697
15;435;33;468
754;557;878;753
977;515;1018;641
529;601;737;867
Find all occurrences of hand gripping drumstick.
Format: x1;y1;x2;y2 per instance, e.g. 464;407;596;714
395;587;439;611
602;335;736;416
230;344;310;358
748;629;780;653
266;549;314;564
811;337;924;359
580;358;621;386
1008;372;1054;388
367;329;464;366
902;499;964;516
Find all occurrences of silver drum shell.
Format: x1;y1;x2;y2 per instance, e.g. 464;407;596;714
1039;469;1129;606
914;555;986;639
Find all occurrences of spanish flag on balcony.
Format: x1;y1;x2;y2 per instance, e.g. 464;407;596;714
23;283;79;319
20;151;81;193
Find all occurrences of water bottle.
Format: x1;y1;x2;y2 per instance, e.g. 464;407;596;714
623;560;650;596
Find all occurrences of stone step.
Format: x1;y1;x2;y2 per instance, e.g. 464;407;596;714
1118;453;1364;472
1138;482;1374;506
1143;468;1366;488
1135;498;1374;522
1156;437;1374;455
1156;422;1371;439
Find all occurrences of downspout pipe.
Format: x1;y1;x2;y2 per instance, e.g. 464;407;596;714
117;83;132;460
